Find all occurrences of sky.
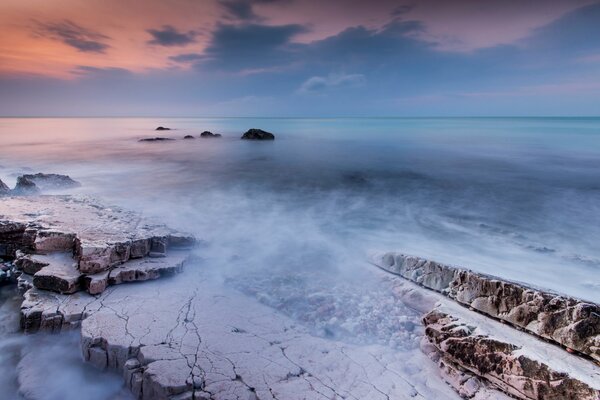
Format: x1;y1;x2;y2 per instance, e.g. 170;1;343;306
1;0;600;117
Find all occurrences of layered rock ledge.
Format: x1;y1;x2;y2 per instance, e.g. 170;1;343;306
371;252;600;363
1;195;195;300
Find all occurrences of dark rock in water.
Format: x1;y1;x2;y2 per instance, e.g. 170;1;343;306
183;135;195;139
139;137;175;142
0;179;9;196
155;126;171;131
12;176;40;195
241;128;275;140
200;131;222;138
20;173;80;190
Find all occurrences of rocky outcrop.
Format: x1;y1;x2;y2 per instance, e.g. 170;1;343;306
20;173;80;190
372;252;600;362
241;128;275;140
1;196;195;298
12;176;40;195
0;178;9;195
200;131;221;138
183;135;195;139
139;137;175;142
422;307;600;400
155;127;171;131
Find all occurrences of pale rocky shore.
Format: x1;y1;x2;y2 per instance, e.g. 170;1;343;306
1;187;599;399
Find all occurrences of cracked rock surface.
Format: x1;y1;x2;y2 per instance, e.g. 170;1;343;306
372;252;600;362
52;270;465;400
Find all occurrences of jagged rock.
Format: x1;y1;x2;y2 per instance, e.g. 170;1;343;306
0;178;9;195
241;128;275;140
200;131;221;138
155;127;171;131
12;176;40;195
183;135;195;139
372;252;600;362
139;137;175;142
422;307;600;400
19;173;80;190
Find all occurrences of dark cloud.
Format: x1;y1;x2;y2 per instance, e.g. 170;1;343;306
147;25;198;46
169;53;204;63
220;0;257;21
199;23;307;70
219;0;284;22
34;20;110;53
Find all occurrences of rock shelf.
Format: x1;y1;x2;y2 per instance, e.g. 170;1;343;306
372;252;600;400
371;252;600;362
1;195;195;299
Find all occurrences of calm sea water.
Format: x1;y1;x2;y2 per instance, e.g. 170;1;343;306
0;117;599;301
1;117;599;399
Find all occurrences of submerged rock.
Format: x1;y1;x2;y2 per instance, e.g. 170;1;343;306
155;126;171;131
12;176;40;195
200;131;222;138
183;135;195;139
241;128;275;140
20;173;80;190
139;137;175;142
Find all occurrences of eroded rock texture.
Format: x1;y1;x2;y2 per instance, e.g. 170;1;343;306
372;252;600;362
1;196;195;298
422;307;600;400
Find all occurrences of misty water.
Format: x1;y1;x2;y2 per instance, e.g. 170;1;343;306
1;117;600;399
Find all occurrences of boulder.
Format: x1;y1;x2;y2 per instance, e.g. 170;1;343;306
12;176;40;195
139;137;175;142
200;131;222;138
241;128;274;140
155;126;171;131
20;173;80;190
183;135;195;139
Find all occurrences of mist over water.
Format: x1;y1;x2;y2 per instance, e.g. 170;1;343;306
1;117;599;399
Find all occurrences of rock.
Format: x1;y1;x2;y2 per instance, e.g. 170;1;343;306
422;307;600;400
32;253;82;294
139;137;175;142
241;128;275;140
19;173;80;190
155;127;171;131
183;135;195;139
0;178;9;195
200;131;222;138
82;251;189;295
372;252;600;362
12;176;40;195
0;195;195;275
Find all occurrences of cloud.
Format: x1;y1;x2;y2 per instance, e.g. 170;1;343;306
298;73;365;93
71;66;132;79
147;25;198;46
219;0;285;21
34;20;110;53
199;22;308;70
169;53;204;63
